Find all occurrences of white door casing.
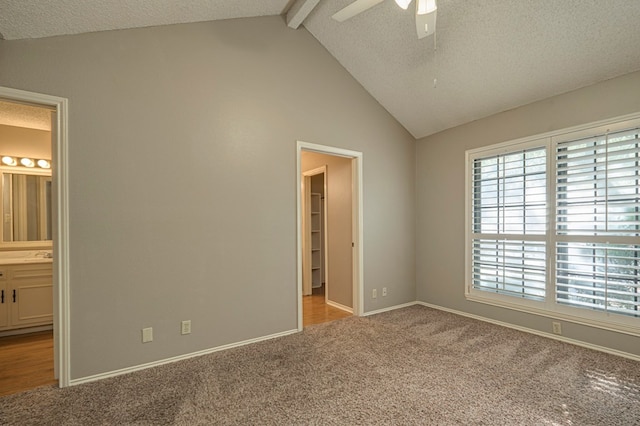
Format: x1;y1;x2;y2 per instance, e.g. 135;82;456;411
0;86;71;387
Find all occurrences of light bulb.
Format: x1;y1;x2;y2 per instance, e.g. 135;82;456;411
395;0;412;10
1;156;16;166
37;159;51;169
20;157;35;167
417;0;437;15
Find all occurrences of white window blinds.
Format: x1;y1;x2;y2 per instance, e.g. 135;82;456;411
555;128;640;317
467;117;640;333
471;146;547;300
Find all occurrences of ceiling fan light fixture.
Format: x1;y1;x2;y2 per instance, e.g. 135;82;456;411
394;0;412;10
417;0;437;15
415;3;437;39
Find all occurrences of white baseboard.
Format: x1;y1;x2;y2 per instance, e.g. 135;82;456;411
416;301;640;362
69;328;299;386
0;324;53;337
68;300;639;387
326;299;353;313
363;301;419;317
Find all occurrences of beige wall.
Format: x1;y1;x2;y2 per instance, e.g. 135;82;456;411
416;70;640;356
0;16;416;379
302;151;352;308
0;124;51;159
310;174;323;195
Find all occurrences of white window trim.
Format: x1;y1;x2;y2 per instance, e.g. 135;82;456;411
465;112;640;337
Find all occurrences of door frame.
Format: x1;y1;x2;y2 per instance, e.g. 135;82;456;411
0;86;71;387
296;141;363;331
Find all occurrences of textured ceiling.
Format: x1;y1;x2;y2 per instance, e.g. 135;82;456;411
0;0;291;40
0;100;52;131
305;0;640;138
1;0;640;138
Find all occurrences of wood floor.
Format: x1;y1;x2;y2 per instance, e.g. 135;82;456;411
0;331;56;397
303;285;352;327
0;291;347;397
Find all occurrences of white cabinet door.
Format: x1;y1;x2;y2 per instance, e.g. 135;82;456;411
10;280;53;327
7;264;53;329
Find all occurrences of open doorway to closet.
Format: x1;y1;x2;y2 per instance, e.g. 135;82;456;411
301;164;351;326
297;142;363;329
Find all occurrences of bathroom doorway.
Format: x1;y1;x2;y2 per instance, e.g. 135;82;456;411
0;98;55;395
296;141;363;330
0;87;70;392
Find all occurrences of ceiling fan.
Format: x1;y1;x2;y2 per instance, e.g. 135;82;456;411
332;0;437;39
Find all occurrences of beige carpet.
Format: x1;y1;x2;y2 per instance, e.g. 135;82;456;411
1;305;639;425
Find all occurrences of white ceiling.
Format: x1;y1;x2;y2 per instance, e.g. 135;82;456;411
0;100;52;131
1;0;640;138
0;0;291;40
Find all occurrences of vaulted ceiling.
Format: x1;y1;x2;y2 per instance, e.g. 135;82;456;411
1;0;640;138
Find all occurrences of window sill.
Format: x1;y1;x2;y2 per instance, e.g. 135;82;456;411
465;292;640;338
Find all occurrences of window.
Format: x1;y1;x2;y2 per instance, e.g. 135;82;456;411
466;115;640;335
556;128;640;318
471;146;546;300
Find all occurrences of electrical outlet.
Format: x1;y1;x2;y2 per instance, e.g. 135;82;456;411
552;322;562;335
372;289;377;299
142;327;153;343
181;320;191;335
382;287;387;297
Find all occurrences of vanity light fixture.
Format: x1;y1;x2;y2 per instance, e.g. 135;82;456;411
1;156;17;166
20;157;35;167
0;155;51;169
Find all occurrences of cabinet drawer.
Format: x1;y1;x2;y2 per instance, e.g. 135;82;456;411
10;265;53;279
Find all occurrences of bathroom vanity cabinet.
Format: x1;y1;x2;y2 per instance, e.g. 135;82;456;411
0;262;53;331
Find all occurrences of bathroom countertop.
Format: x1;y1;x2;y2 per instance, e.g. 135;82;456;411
0;257;53;265
0;250;53;265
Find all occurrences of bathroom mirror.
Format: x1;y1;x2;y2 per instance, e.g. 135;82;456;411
2;171;52;243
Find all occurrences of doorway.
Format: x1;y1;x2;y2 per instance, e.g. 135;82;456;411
0;98;55;395
296;141;363;330
302;166;326;299
0;87;70;391
302;166;350;326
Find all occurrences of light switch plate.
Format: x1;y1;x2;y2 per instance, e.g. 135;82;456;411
142;327;153;343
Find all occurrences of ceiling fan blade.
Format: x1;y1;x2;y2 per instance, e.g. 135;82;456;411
332;0;385;22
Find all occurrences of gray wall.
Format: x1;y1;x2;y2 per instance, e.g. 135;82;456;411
416;70;640;356
0;16;416;379
302;151;352;308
